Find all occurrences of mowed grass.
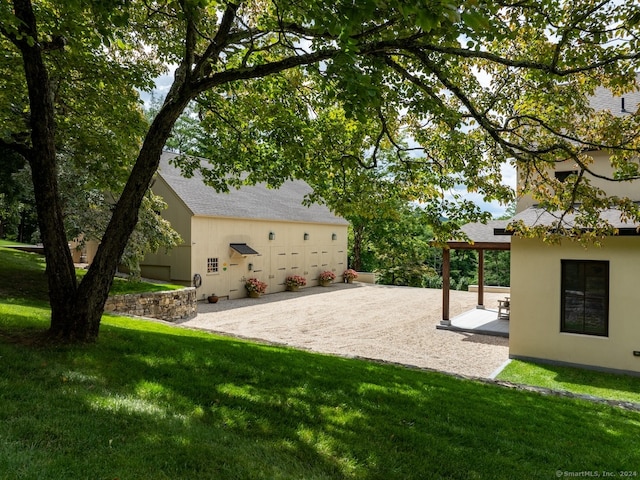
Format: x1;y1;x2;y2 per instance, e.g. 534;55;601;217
0;244;182;300
497;360;640;405
1;246;640;478
2;310;640;479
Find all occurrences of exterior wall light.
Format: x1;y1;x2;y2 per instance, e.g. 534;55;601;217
248;263;253;271
304;233;309;240
269;232;275;240
332;233;337;241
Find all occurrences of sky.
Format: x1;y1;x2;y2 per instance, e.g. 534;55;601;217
449;163;517;218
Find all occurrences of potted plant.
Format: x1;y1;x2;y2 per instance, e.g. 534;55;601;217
318;270;336;287
343;269;358;283
245;277;267;298
285;275;307;291
207;293;219;303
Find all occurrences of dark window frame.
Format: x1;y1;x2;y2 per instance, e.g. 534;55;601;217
555;170;578;182
560;260;609;337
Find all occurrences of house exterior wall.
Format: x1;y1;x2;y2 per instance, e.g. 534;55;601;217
69;237;99;264
510;236;640;374
189;216;348;300
516;151;640;213
140;176;193;282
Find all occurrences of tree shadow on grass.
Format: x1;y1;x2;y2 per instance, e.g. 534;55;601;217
1;318;639;479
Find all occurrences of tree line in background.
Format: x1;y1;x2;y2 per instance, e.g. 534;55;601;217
345;205;511;291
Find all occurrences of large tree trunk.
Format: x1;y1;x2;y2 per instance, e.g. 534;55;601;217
13;0;79;337
13;0;191;342
69;98;189;340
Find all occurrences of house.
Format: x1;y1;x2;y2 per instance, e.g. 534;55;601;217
505;83;640;375
139;152;349;300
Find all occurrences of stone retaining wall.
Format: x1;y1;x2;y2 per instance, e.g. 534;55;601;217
468;284;510;294
104;287;197;322
355;272;377;284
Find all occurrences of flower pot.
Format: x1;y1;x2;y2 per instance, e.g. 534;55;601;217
207;295;219;303
346;278;353;284
287;285;300;292
320;280;332;287
248;291;261;298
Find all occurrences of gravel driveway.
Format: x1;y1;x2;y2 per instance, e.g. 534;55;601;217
179;282;510;379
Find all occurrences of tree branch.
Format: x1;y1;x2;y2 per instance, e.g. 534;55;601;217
415;42;640;76
194;2;240;78
0;138;32;159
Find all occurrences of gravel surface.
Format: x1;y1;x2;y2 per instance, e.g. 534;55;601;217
180;282;510;379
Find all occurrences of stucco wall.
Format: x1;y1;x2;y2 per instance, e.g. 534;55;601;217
517;151;640;213
510;236;640;374
140;176;193;282
104;288;197;322
189;216;349;300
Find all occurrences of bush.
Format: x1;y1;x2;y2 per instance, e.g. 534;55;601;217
423;275;443;289
456;276;470;291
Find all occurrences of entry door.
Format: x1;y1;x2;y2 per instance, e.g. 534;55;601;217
270;247;288;291
305;247;321;284
227;262;244;299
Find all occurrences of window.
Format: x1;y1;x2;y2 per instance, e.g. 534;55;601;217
207;257;219;274
561;260;609;336
555;170;577;182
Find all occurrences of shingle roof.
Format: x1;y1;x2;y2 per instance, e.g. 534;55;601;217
589;74;640;116
448;220;512;248
503;205;640;232
157;152;349;225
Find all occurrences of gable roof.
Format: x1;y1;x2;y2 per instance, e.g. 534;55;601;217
448;220;511;250
157;152;349;226
589;74;640;116
496;204;640;235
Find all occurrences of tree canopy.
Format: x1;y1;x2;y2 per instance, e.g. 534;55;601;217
2;0;640;341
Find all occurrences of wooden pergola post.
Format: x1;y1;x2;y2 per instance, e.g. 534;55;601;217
441;247;450;326
477;249;485;309
441;221;511;329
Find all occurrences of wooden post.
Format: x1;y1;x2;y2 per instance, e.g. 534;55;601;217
477;249;485;309
441;247;450;325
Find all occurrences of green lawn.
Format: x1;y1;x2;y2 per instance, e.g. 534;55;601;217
0;239;29;246
497;360;640;405
1;307;640;479
1;246;640;478
0;245;183;299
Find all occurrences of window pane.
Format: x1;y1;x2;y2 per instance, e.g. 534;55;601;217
585;275;606;295
561;260;608;336
583;296;607;334
207;257;219;273
562;262;582;291
563;292;584;331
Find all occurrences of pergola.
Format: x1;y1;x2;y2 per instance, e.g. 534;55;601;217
441;220;511;326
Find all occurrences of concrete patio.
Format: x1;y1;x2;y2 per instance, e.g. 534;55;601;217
436;307;509;338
